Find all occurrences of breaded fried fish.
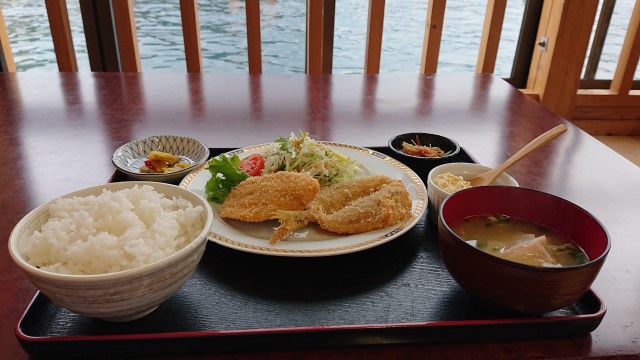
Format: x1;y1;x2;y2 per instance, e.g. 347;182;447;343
309;176;412;234
270;175;412;243
220;172;320;223
307;175;396;215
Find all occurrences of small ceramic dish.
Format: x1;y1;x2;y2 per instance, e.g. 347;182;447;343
389;133;461;182
427;162;518;223
112;135;209;183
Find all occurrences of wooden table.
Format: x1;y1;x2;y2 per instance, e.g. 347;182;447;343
1;72;639;359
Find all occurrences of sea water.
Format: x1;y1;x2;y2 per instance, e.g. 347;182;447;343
1;0;637;79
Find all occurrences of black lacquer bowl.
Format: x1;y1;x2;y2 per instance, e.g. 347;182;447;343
389;132;460;183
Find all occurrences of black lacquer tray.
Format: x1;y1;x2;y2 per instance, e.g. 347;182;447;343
16;147;606;359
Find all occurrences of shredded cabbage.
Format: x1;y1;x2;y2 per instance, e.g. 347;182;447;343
259;131;364;186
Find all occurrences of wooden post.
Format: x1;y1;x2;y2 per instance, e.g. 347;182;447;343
306;0;323;74
610;0;640;95
364;0;385;74
245;0;262;74
526;0;598;119
476;0;506;74
321;0;335;74
584;0;616;80
420;0;446;74
180;0;202;73
45;0;78;72
0;4;16;72
112;0;141;72
80;0;120;72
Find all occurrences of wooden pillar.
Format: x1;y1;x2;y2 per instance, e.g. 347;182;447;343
245;0;262;74
321;0;335;74
112;0;141;72
476;0;506;74
79;0;120;72
45;0;78;72
610;0;640;95
364;0;385;74
306;0;334;75
0;4;16;72
420;0;446;74
525;0;598;119
180;0;202;73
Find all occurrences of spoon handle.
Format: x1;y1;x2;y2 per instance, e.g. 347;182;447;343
492;124;567;177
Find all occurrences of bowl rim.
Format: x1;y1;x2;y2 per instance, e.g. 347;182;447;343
388;132;461;159
111;135;209;178
8;181;214;281
438;185;611;271
427;162;519;196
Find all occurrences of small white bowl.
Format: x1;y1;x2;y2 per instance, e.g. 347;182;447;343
112;135;209;183
8;181;213;322
427;162;519;223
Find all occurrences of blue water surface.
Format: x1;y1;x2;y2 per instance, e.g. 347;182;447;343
1;0;636;79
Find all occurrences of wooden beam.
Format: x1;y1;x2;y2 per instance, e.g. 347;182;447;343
321;0;335;74
79;0;102;71
420;0;446;74
245;0;262;74
571;119;640;135
519;89;540;101
79;0;120;72
526;0;598;119
610;0;640;94
112;0;141;72
45;0;78;72
364;0;385;74
584;0;616;80
507;0;543;88
306;0;323;74
0;4;16;72
180;0;202;73
476;0;506;74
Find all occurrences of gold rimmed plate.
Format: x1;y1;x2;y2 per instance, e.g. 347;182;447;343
179;142;427;257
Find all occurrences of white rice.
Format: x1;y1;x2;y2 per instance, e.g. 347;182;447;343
23;185;205;275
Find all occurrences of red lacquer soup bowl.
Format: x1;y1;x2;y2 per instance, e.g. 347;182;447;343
438;186;610;314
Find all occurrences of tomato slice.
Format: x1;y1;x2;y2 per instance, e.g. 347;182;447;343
238;154;265;176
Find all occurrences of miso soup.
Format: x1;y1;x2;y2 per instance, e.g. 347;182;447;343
451;214;588;267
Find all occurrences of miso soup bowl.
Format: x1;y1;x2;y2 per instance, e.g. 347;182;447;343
438;186;610;314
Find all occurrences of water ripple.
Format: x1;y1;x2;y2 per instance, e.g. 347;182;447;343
0;0;636;79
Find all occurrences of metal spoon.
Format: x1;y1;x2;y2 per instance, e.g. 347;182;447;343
466;124;568;187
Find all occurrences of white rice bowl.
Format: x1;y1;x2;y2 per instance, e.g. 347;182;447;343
8;181;214;321
23;185;205;275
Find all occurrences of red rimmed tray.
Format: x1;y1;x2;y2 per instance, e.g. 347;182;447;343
15;147;606;359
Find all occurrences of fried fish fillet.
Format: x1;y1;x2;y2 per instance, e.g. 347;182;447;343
270;175;412;243
220;172;320;222
307;175;396;215
309;176;412;234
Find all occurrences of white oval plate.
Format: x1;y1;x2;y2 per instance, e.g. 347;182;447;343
180;142;427;257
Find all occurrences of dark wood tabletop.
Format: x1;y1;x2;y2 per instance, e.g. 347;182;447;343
1;72;639;359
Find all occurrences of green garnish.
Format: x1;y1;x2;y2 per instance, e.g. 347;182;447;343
275;136;293;153
204;154;249;204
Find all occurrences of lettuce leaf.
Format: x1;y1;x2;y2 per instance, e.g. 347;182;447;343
204;154;249;204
